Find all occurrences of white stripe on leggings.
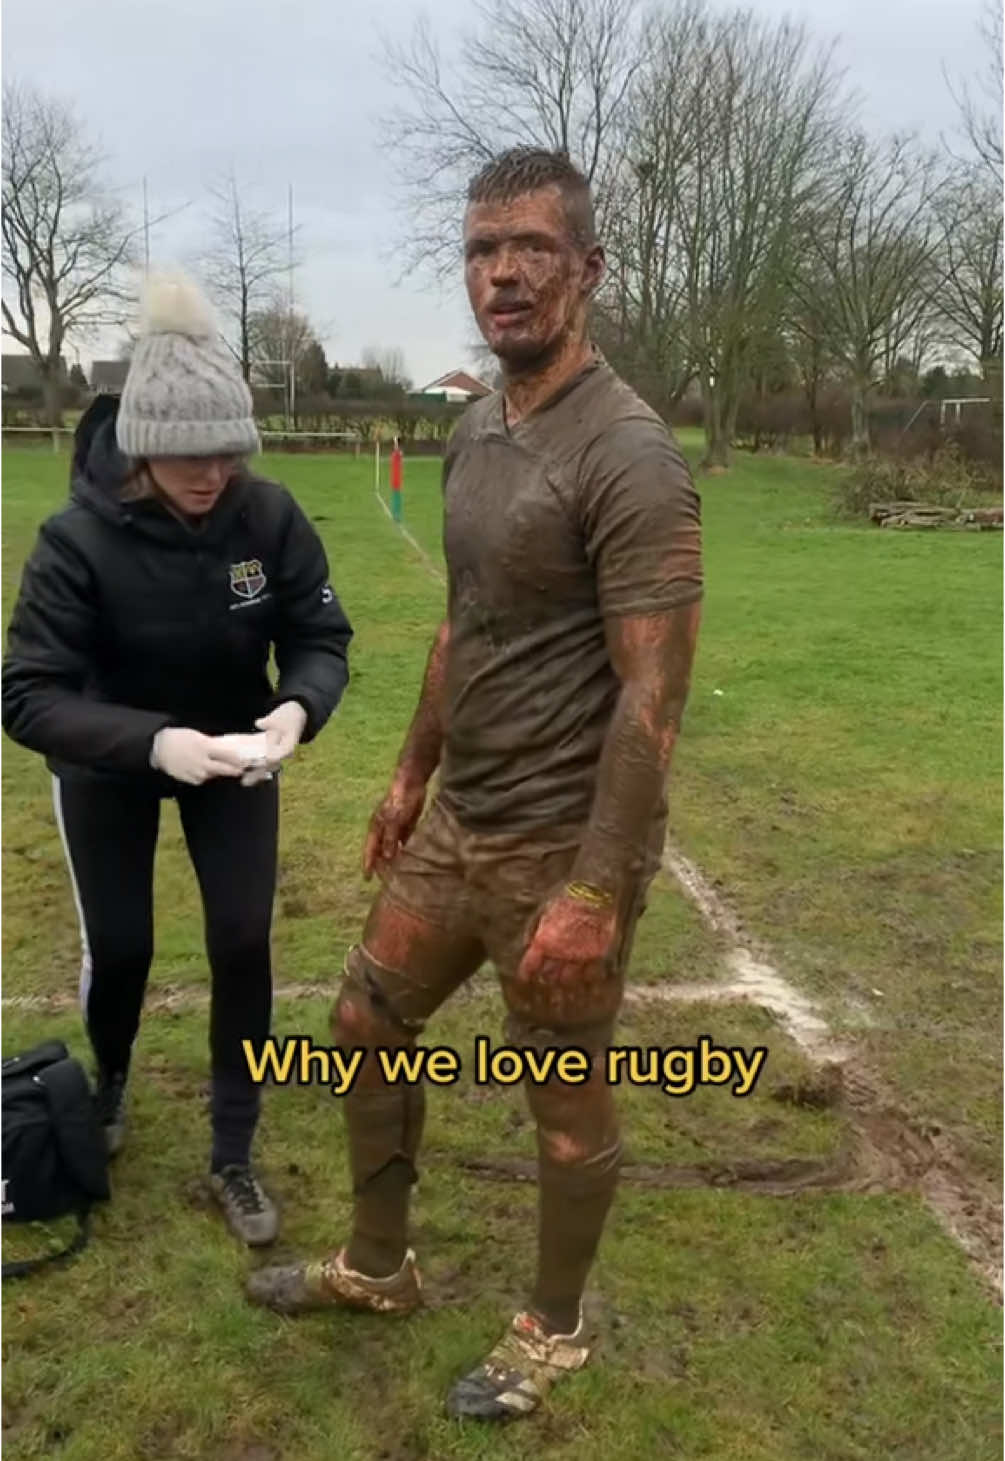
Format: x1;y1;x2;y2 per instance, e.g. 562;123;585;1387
51;776;94;1016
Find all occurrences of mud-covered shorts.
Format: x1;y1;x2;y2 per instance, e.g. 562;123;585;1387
344;798;665;1053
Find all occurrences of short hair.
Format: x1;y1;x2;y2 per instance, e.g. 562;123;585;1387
466;148;597;250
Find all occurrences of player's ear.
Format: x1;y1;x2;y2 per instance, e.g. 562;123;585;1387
583;244;605;298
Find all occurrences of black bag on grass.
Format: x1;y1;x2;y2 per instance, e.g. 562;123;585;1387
1;1040;110;1278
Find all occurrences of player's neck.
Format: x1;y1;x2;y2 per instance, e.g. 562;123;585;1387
502;335;595;430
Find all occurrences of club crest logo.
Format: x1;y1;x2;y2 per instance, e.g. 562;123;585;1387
229;559;267;601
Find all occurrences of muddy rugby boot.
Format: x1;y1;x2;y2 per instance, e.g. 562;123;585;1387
446;1310;591;1421
209;1165;279;1247
246;1246;422;1315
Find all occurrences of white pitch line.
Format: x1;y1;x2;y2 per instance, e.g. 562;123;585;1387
660;843;849;1063
660;842;743;941
0;977;822;1017
1;982;337;1014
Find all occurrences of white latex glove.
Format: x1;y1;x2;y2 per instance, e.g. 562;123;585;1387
211;732;276;789
240;765;275;788
150;728;247;786
254;701;308;765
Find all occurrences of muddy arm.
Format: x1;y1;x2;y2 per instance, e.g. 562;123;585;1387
569;603;701;898
393;618;450;786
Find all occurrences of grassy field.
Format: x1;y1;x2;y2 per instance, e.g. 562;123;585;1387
1;436;1001;1460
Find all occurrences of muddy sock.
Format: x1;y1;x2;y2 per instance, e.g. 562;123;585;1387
343;1083;425;1278
346;1161;414;1277
531;1137;622;1335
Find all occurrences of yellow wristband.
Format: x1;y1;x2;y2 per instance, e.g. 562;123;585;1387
565;880;615;909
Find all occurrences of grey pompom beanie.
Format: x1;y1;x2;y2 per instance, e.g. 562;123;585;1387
116;272;260;458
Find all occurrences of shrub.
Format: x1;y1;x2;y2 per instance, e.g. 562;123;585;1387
248;396;467;449
948;411;1002;475
834;444;1003;520
734;391;809;451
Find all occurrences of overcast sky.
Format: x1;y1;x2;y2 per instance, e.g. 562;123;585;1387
2;0;992;385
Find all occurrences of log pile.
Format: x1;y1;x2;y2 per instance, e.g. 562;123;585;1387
869;501;1003;530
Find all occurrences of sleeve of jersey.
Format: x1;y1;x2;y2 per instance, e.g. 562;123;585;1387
579;418;703;616
270;495;354;742
1;523;172;772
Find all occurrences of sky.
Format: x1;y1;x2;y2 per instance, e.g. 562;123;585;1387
2;0;993;386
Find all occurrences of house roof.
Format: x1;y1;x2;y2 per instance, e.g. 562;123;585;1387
90;360;130;392
419;369;492;396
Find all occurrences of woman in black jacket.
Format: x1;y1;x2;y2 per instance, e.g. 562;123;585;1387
1;274;353;1246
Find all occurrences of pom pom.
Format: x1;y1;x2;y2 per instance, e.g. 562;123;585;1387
138;272;217;340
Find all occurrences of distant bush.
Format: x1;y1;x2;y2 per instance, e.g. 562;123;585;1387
731;387;1002;475
249;394;467;449
946;410;1002;475
1;379;88;425
734;391;809;452
835;445;1002;520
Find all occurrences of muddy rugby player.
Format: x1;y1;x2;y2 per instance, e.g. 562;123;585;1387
249;147;703;1421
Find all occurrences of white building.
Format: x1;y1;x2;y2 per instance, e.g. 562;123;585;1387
416;369;493;403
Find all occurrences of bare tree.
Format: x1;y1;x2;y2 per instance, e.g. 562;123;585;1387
380;0;644;278
793;134;944;453
594;4;706;423
877;283;942;392
2;83;140;425
362;345;412;392
937;1;1003;386
786;295;841;454
591;274;695;420
944;0;1003;183
201;176;293;383
621;5;841;466
933;173;1003;390
248;299;326;404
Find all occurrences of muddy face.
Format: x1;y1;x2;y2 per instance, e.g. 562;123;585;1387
463;187;604;369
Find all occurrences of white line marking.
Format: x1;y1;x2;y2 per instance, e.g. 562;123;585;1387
659;843;849;1061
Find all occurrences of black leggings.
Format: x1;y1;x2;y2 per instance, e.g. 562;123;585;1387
53;773;279;1170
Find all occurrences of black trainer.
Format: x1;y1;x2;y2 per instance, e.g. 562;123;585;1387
94;1071;127;1157
209;1164;278;1247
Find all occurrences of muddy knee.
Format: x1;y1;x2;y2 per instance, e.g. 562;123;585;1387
330;944;426;1049
527;1073;620;1173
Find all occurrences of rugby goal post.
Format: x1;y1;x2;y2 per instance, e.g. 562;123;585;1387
939;396;991;427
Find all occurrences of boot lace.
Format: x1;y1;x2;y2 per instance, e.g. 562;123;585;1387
221;1166;266;1214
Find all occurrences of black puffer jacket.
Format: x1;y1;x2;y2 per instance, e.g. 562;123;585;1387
2;395;353;781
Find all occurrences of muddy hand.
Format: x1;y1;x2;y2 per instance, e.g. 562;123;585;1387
363;772;427;880
517;892;618;1003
